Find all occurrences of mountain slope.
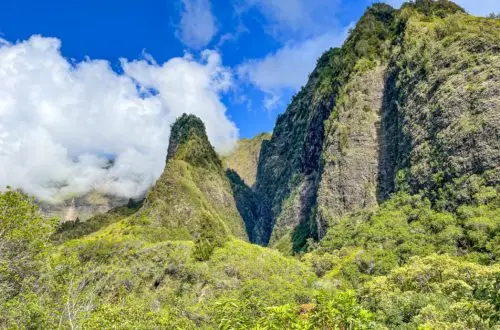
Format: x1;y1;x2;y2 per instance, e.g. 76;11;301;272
140;114;248;248
2;1;500;329
377;4;500;204
221;132;271;187
252;1;500;252
318;0;500;233
254;3;398;250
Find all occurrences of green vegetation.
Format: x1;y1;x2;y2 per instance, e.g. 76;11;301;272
385;6;500;208
222;133;271;187
256;3;400;252
52;200;143;243
3;183;498;328
142;114;248;246
1;190;318;328
316;189;499;279
0;189;56;328
362;255;499;329
1;1;499;328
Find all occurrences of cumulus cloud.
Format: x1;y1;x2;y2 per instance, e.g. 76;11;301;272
385;0;500;16
176;0;218;49
0;35;237;202
237;26;352;110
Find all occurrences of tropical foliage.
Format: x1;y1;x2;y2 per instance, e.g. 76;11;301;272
1;1;499;329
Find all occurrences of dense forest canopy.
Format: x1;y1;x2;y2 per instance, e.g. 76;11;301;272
1;0;499;328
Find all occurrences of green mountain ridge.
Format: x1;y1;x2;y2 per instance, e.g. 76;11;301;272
138;114;248;252
1;1;499;328
250;0;500;253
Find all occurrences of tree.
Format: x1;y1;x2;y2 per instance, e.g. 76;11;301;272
0;189;56;327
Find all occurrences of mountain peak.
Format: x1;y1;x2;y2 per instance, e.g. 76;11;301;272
402;0;465;17
166;114;221;169
139;113;248;248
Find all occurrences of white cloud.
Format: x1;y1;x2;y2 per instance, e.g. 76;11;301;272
385;0;500;16
237;0;341;39
176;0;218;49
237;25;352;110
216;22;249;47
0;35;237;202
234;0;350;110
238;33;335;91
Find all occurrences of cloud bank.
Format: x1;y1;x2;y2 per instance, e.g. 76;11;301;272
233;0;349;110
0;35;237;202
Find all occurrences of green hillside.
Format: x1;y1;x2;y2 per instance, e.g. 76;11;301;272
141;114;248;246
1;1;499;329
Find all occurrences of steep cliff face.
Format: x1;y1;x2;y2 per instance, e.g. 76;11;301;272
141;114;248;243
254;4;397;250
252;0;499;251
252;49;339;246
379;6;500;209
316;65;387;235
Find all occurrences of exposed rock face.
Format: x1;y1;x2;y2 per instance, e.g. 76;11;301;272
222;133;271;188
142;114;248;241
245;1;499;251
268;176;316;254
379;11;500;208
252;4;396;250
316;65;387;234
253;48;340;246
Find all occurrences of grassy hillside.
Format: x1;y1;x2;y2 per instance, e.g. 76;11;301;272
144;114;247;242
1;1;499;329
2;185;499;328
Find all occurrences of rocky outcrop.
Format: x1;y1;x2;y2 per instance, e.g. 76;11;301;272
142;114;248;242
316;65;387;234
248;1;499;251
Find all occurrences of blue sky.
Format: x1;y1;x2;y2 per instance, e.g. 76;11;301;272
0;0;380;138
0;0;498;201
1;0;498;138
